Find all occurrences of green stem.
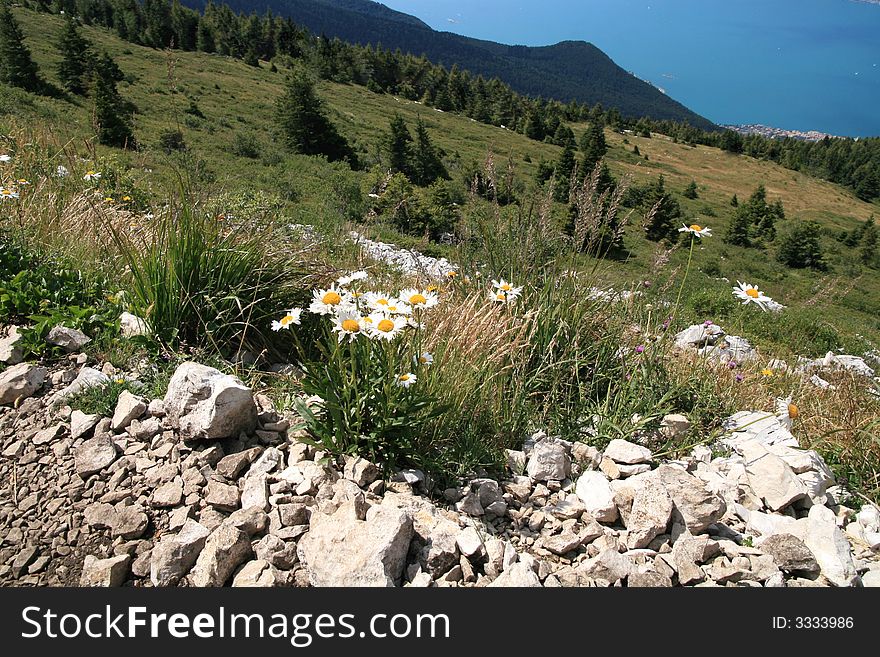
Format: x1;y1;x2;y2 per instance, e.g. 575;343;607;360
672;236;696;324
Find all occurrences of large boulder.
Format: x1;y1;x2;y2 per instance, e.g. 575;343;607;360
74;434;118;478
151;520;211;586
0;325;24;365
525;440;571;482
188;524;253;587
575;471;618;523
657;464;726;533
625;472;673;549
80;554;130;587
0;363;46;405
46;324;91;352
792;505;859;587
297;505;414;587
739;440;806;511
164;362;257;440
603;438;652;465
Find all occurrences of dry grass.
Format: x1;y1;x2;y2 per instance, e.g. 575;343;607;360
666;350;880;500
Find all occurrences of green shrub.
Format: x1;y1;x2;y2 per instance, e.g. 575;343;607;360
110;198;306;355
0;234;120;357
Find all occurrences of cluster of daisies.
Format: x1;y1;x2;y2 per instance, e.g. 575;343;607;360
680;222;784;313
489;278;523;304
0;156;27;201
271;270;439;388
0;152;103;202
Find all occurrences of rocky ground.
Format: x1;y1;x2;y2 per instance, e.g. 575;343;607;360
1;326;879;588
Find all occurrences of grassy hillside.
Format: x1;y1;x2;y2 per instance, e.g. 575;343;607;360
3;6;880;356
2;8;879;498
183;0;717;130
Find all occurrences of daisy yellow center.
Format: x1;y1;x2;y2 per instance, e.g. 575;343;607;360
496;293;506;300
1;190;11;196
690;224;702;232
762;369;773;377
746;288;760;298
341;319;360;333
322;291;342;305
377;319;395;333
400;374;411;382
280;315;294;326
418;355;429;363
409;293;427;305
376;298;389;306
788;403;799;419
500;284;512;291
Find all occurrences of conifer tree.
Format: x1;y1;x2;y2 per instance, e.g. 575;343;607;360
683;180;698;199
275;68;355;165
860;216;877;266
386;113;413;178
411;116;447;186
642;175;680;242
92;52;135;148
777;221;825;270
730;194;739;207
0;3;43;92
579;121;607;172
553;140;576;202
725;207;752;247
56;17;92;95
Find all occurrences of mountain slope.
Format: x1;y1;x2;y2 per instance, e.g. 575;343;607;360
183;0;717;130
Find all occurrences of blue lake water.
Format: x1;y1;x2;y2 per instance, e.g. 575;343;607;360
381;0;880;136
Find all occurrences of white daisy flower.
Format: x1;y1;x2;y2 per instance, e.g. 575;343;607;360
83;170;102;181
678;223;713;238
309;285;349;316
0;154;10;163
396;372;417;388
337;270;368;286
399;288;440;310
363;292;406;314
271;308;303;331
733;281;773;311
414;352;434;367
331;309;366;342
15;179;30;186
492;279;523;295
55;165;69;177
0;188;19;201
367;313;408;341
775;397;799;430
489;288;519;304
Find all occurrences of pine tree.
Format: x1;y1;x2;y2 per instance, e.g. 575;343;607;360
683;180;698;199
553;140;576;203
579;121;607;171
643;175;681;242
730;194;739;207
0;3;43;92
386;114;413;178
411;116;447;186
860;216;877;266
725;207;752;247
275;68;355;165
92;52;135;148
56;17;92;95
777;221;825;270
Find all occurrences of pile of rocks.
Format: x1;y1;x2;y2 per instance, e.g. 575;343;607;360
674;323;756;363
2;355;878;588
349;231;456;279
